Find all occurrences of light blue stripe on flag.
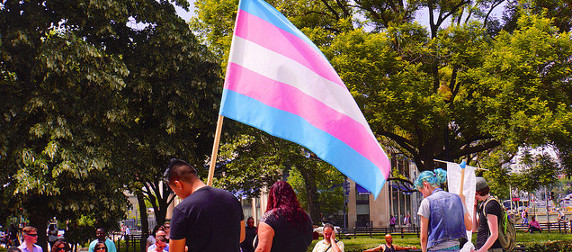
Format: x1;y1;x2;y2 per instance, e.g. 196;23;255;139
221;90;386;195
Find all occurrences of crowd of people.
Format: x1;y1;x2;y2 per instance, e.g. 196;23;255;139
3;226;69;252
5;158;548;252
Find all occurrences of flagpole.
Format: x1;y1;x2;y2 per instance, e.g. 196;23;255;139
207;115;225;186
459;160;466;196
433;159;489;171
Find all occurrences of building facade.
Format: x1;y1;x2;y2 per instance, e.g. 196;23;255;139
346;155;421;230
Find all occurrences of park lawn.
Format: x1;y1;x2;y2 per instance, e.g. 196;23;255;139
514;231;571;246
307;231;572;252
307;233;424;252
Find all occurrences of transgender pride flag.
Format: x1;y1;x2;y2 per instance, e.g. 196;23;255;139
219;0;391;197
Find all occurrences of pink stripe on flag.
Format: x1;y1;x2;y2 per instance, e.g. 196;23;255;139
235;10;345;87
225;63;390;175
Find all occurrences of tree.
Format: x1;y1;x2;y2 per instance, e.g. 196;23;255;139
1;1;132;244
113;6;222;233
503;0;572;33
191;0;572;208
1;0;222;250
287;161;345;224
511;150;560;193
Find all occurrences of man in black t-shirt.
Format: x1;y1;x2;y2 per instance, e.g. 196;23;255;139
472;177;503;252
165;158;245;252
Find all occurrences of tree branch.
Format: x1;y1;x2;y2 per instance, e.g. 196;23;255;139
450;65;460;99
457;140;502;157
335;0;350;18
484;0;505;27
377;129;417;154
320;0;340;20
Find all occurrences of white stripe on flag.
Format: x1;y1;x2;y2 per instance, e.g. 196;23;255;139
228;36;370;130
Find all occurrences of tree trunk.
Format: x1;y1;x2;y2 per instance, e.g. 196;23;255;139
136;191;149;252
298;165;321;225
28;207;50;252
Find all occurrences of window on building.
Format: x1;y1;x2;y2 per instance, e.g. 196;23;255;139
355;188;370;227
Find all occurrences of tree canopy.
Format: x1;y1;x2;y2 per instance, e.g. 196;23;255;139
1;0;222;248
191;0;572;210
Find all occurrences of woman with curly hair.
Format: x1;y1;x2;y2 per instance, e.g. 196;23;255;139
255;181;313;252
415;168;472;252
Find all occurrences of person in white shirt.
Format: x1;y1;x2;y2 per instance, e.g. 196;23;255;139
312;224;343;252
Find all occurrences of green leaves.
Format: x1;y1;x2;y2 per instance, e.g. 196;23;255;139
190;0;572;197
1;0;224;245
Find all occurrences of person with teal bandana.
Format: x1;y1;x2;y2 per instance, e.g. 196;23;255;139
415;168;472;252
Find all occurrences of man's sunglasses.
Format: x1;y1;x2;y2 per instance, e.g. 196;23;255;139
25;233;38;237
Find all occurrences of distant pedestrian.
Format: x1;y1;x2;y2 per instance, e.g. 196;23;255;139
255;181;313;252
9;224;20;247
48;224;58;248
18;226;42;252
165;158;245;252
240;217;257;252
88;228;116;252
404;214;411;227
389;216;396;232
557;208;566;222
415;168;471;252
527;216;541;234
521;209;528;225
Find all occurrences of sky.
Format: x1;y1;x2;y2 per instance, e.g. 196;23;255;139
175;1;508;30
175;3;195;22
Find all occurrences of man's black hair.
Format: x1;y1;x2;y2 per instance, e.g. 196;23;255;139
476;186;490;196
164;158;198;184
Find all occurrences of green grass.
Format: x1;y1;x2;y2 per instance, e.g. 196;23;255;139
306;231;572;252
307;234;425;252
514;232;571;246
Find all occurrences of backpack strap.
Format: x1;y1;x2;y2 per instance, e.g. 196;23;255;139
482;197;507;232
481;196;494;218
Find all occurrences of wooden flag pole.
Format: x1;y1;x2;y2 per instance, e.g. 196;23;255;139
459;160;467;196
459;169;465;196
207;115;225;186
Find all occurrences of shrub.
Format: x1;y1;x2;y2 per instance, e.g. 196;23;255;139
527;240;572;252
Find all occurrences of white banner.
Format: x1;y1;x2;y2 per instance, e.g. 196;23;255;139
447;162;476;252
